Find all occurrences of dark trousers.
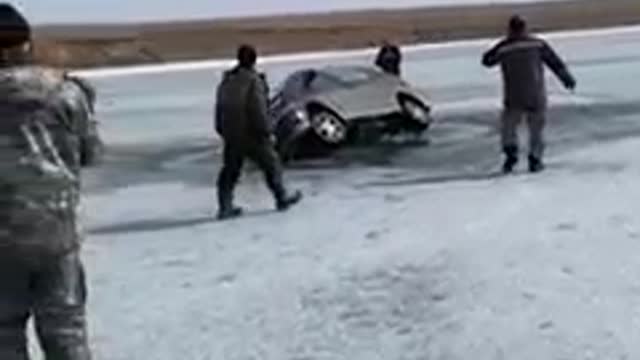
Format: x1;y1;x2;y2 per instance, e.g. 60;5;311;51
501;107;547;160
0;251;91;360
217;139;286;208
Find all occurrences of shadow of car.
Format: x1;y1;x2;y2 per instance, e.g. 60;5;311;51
269;65;433;160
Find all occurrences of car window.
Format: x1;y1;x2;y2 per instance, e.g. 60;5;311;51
275;68;370;100
323;67;379;85
279;70;315;101
309;73;342;92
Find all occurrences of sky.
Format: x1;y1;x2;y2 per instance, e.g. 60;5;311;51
7;0;566;24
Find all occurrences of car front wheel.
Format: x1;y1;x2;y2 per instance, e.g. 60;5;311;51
399;96;432;131
310;108;348;145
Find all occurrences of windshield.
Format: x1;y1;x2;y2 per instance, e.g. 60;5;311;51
321;66;380;85
274;69;343;101
272;66;379;105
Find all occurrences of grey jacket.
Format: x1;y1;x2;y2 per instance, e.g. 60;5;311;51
483;34;576;111
215;66;271;143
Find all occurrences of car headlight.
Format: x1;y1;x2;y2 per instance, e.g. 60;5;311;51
293;109;308;122
283;109;311;136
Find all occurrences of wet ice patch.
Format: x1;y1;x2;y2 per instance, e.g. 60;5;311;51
433;93;600;117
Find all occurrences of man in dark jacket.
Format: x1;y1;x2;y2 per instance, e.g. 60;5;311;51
375;42;402;76
215;45;302;220
482;15;576;173
0;4;92;360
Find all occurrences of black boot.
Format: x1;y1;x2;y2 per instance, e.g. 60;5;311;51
217;206;244;220
528;155;545;173
502;146;519;174
276;190;303;212
217;191;244;220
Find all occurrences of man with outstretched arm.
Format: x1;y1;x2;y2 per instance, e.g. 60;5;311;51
482;15;576;173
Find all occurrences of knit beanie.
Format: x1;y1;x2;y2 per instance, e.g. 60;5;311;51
0;3;31;49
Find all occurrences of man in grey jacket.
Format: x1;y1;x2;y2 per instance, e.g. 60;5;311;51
215;45;302;220
483;15;576;173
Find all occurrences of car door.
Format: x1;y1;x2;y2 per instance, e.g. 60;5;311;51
304;72;352;114
352;73;398;118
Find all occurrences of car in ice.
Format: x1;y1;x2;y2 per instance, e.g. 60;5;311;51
268;65;433;160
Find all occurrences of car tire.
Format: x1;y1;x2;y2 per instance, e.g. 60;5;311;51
309;107;348;145
399;96;432;132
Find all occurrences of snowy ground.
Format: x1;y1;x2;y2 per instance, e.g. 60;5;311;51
81;136;640;360
30;27;640;359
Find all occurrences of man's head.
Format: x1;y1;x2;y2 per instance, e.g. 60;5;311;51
0;3;32;65
508;15;527;38
237;44;257;69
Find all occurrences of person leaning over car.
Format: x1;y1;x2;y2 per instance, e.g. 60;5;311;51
375;42;402;76
482;15;576;174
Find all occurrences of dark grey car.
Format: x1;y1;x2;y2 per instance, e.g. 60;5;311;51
269;65;433;159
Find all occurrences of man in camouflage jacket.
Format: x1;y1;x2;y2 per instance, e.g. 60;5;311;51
0;4;93;360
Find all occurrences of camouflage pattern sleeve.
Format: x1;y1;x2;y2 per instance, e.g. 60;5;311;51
64;74;103;167
54;75;94;175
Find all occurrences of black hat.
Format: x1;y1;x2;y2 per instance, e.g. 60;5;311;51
237;44;257;68
508;15;527;34
0;3;31;49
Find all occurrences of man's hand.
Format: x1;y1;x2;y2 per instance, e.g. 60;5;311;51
565;77;577;92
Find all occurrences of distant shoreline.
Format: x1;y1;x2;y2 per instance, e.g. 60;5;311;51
33;0;640;69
